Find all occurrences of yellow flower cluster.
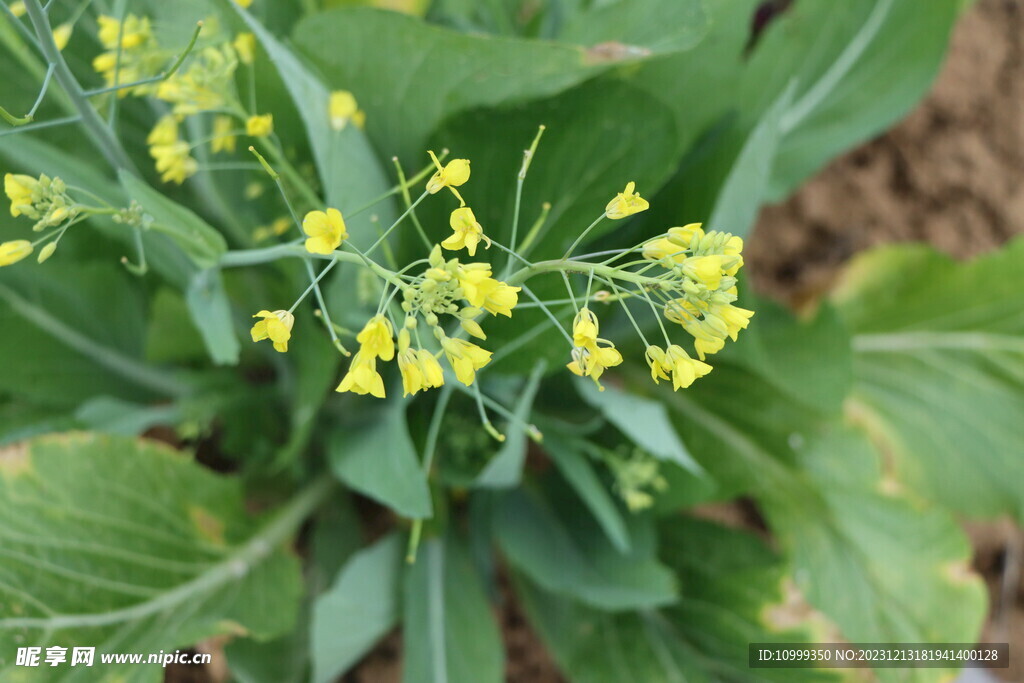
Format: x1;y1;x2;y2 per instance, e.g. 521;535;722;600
334;248;521;398
147;115;198;185
2;173;79;266
156;45;238;116
92;15;161;96
567;307;623;391
642;222;753;373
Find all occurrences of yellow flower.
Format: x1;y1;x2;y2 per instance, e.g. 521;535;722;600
150;141;198;184
664;345;712;390
246;114;273;137
723;234;744;276
683;320;726;361
9;2;25;18
442;207;489;256
97;15;151;50
713;303;754;341
211;115;237;154
605;181;649;220
254;216;291;242
235;0;254;7
641;237;684;264
571;307;600;348
356;315;395;361
441;337;492;386
456;265;519;317
0;240;32;267
336;351;386;398
567;340;622;391
682;254;724;290
147;114;179;146
251;309;294;352
329;90;365;131
5;173;39;218
669;223;704;247
425;150;470;205
53;23;73;51
233;32;256;65
302;208;347;254
645;345;670;384
397;329;444;396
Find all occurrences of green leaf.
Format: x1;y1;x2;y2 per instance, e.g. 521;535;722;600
576;378;702;474
663;366;987;677
558;0;707;53
706;81;795;238
516;516;840;683
474;361;544;488
494;488;676;611
768;0;960;198
730;298;853;414
769;427;987;664
0;433;306;678
312;534;403;683
402;533;504;683
0;263;171;407
186;268;241;366
74;396;181;436
833;239;1024;520
544;434;631;553
222;0;396;234
328;400;432;519
119;170;227;270
294;6;637;163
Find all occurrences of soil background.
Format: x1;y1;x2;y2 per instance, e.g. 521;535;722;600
173;1;1024;680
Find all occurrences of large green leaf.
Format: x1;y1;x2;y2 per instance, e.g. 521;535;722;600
517;516;839;683
0;433;306;680
576;379;702;474
185;268;240;366
495;488;676;611
662;363;986;679
328;400;432;519
402;533;504;683
0;263;178;407
832;238;1024;521
311;534;403;683
293;7;658;163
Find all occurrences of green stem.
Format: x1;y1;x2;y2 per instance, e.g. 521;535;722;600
22;0;137;173
561;212;606;260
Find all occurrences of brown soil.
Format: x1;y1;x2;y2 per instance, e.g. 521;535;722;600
748;0;1024;305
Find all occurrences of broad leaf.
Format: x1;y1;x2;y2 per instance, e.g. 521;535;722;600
0;433;304;679
186;268;240;366
495;488;676;611
312;534;403;683
517;516;840;683
576;378;702;474
402;533;504;683
294;7;649;163
833;239;1024;521
328;400;432;519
